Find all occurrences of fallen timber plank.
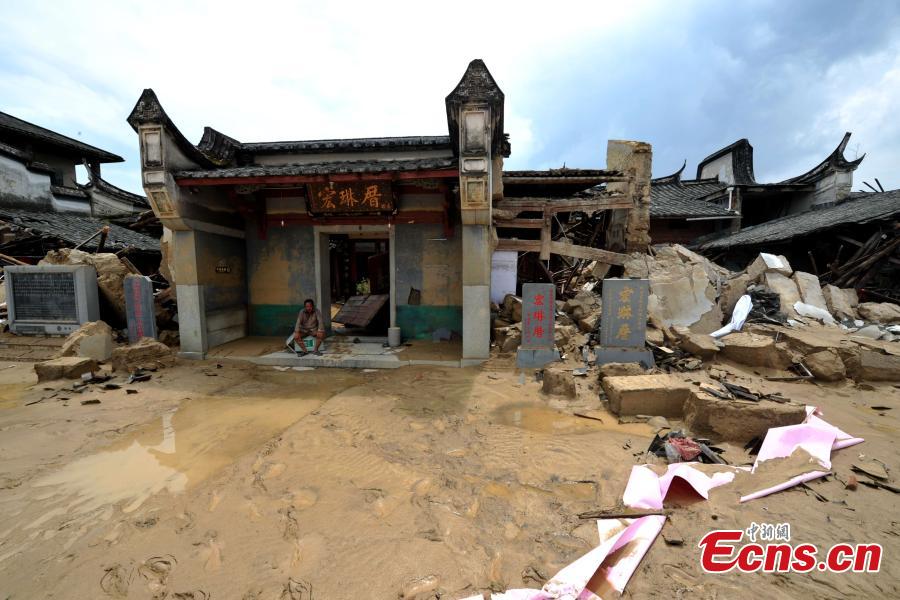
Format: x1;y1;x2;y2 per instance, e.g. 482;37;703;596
495;196;632;213
549;240;626;265
494;239;626;266
493;218;544;228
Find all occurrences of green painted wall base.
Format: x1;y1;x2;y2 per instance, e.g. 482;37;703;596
250;304;304;336
396;305;463;340
250;304;462;339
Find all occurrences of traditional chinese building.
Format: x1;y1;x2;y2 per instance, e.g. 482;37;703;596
127;60;514;361
127;59;653;362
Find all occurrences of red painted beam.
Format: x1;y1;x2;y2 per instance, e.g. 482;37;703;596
266;210;445;227
176;168;459;187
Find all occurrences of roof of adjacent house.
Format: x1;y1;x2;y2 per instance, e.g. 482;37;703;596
699;189;900;250
83;171;150;209
0;111;123;163
0;207;159;252
649;163;736;218
174;156;457;180
242;135;452;155
696;138;757;184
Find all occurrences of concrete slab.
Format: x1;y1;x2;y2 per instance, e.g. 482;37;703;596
684;392;807;443
219;338;462;369
602;374;693;417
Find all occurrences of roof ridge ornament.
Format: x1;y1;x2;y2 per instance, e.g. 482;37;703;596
126;88;217;169
445;59;508;157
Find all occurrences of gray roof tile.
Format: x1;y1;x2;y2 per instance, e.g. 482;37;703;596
0;207;159;252
700;190;900;249
175;157;457;180
0;111;122;163
650;179;734;218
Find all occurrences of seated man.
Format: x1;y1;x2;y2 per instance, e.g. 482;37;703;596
287;298;326;356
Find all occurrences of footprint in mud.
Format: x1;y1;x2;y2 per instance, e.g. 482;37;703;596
247;499;263;521
661;563;700;588
208;490;224;512
175;511;195;534
251;438;282;473
399;574;440;599
193;531;223;572
280;506;300;541
138;554;177;598
100;563;133;598
289;488;318;510
281;578;314;600
172;592;210;600
263;462;287;479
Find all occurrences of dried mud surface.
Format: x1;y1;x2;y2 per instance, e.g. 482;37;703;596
0;351;898;599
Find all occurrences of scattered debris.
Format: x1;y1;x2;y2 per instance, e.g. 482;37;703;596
34;357;98;382
647;430;726;464
111;338;173;372
127;370;152;384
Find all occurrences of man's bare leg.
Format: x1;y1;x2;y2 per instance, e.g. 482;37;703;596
294;331;310;356
312;331;325;354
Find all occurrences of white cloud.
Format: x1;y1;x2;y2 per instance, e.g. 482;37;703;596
0;0;656;192
2;0;899;194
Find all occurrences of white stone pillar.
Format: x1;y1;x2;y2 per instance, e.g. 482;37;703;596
171;230;208;358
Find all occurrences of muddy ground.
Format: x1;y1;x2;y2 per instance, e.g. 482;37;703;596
0;351;898;599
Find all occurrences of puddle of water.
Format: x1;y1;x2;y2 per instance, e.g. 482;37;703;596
493;403;653;436
31;393;327;515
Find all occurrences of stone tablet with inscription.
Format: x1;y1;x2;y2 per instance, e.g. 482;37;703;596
521;283;555;349
124;274;157;343
597;278;653;368
600;278;649;347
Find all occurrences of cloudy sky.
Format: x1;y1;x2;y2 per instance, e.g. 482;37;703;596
1;0;898;194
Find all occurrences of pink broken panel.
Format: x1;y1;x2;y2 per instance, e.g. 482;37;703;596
458;516;665;600
739;414;839;503
622;464;738;510
804;406;865;450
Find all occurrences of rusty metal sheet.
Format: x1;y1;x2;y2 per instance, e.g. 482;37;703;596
332;294;389;328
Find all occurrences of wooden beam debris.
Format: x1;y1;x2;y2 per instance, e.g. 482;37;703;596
495;238;626;266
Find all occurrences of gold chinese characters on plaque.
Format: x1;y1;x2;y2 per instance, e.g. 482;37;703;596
307;182;395;215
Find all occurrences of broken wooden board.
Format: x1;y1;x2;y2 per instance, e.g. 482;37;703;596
494;239;626;266
332;294;389;328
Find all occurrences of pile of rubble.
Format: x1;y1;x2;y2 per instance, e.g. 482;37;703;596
638;249;900;383
492;289;601;357
3;247;183;381
39;248;177;333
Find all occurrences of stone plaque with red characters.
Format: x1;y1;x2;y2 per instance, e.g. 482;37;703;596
520;283;555;349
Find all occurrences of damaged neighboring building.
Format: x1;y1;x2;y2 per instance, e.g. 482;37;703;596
128;59;651;361
700;188;900;298
649;134;864;244
0;110;159;270
0;111;150;217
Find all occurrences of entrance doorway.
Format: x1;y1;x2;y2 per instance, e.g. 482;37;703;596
327;233;390;336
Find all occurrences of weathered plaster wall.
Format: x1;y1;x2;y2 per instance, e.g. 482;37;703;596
246;219;318;336
0;154;55;209
246;220;462;338
607;140;652;252
32;153;77;186
699;153;736;184
194;230;247;311
787;170;854;214
170;229;247;354
395;223;462;339
0;154;92;214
